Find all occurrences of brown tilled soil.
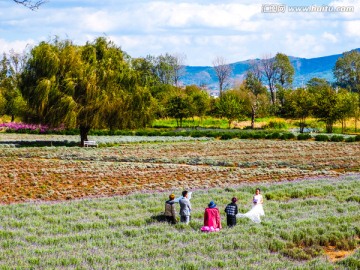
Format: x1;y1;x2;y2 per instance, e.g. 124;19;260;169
0;140;359;204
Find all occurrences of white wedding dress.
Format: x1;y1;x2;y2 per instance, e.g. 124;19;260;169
236;194;265;223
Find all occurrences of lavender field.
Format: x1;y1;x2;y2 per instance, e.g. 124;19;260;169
0;175;359;269
0;135;359;268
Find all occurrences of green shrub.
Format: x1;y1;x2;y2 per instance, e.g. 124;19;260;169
297;133;312;140
281;246;322;261
252;132;266;139
318;235;329;246
279;231;291;241
280;133;296;140
181;262;199;270
190;131;205;138
208;131;221;138
354;226;360;237
336;239;350;251
239;132;251;139
355;135;360;141
281;248;311;260
220;133;233;140
113;130;133;135
345;137;356;142
123;229;141;237
146;131;161;136
267;239;285;252
269;132;281;139
337;257;360;269
345;196;360;203
89;130;107;136
290;190;305;199
135;130;149;136
64;129;80;135
315;135;329;141
330;135;344;142
264;120;287;130
161;131;177;136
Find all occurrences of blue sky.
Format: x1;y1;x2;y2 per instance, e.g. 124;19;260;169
0;0;359;66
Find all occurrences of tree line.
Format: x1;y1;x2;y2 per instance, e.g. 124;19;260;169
0;37;359;144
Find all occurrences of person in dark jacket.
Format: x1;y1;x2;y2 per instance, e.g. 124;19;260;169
224;197;238;227
164;194;177;224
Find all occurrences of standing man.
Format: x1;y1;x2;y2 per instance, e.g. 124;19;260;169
179;190;191;224
225;197;238;227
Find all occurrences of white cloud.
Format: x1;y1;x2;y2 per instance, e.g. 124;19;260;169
112;2;262;32
0;39;35;55
344;20;360;37
0;0;359;65
284;34;326;57
322;32;338;43
328;0;360;18
80;11;116;32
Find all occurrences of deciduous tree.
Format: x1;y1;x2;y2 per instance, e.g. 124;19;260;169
185;85;210;124
132;57;159;88
148;53;186;86
260;54;277;105
336;89;356;133
274;53;294;88
13;0;46;10
308;78;340;133
213;56;232;95
261;53;294;105
215;89;244;128
333;50;360;93
166;91;191;127
172;53;186;87
0;51;27;121
283;88;314;133
242;71;269;128
20;37;155;145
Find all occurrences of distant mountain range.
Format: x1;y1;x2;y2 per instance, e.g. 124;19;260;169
182;49;360;90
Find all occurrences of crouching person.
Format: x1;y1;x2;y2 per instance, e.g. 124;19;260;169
201;201;222;232
165;194;177;224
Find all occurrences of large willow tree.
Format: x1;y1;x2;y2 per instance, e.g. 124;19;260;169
21;37;155;145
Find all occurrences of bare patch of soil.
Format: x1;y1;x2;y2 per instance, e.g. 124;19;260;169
325;247;358;262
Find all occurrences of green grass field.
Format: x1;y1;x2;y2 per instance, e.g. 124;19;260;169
0;175;359;269
152;117;231;129
152;116;360;134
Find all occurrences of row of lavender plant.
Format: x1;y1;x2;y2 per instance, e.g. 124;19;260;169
0;175;358;269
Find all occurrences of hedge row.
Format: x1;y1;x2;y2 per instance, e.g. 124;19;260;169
315;134;360;142
4;128;360;142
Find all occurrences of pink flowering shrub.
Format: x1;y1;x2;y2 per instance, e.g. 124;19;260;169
0;122;64;134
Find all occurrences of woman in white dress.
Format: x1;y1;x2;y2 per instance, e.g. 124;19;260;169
236;188;265;223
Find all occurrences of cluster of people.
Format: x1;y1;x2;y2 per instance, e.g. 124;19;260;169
164;188;265;231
